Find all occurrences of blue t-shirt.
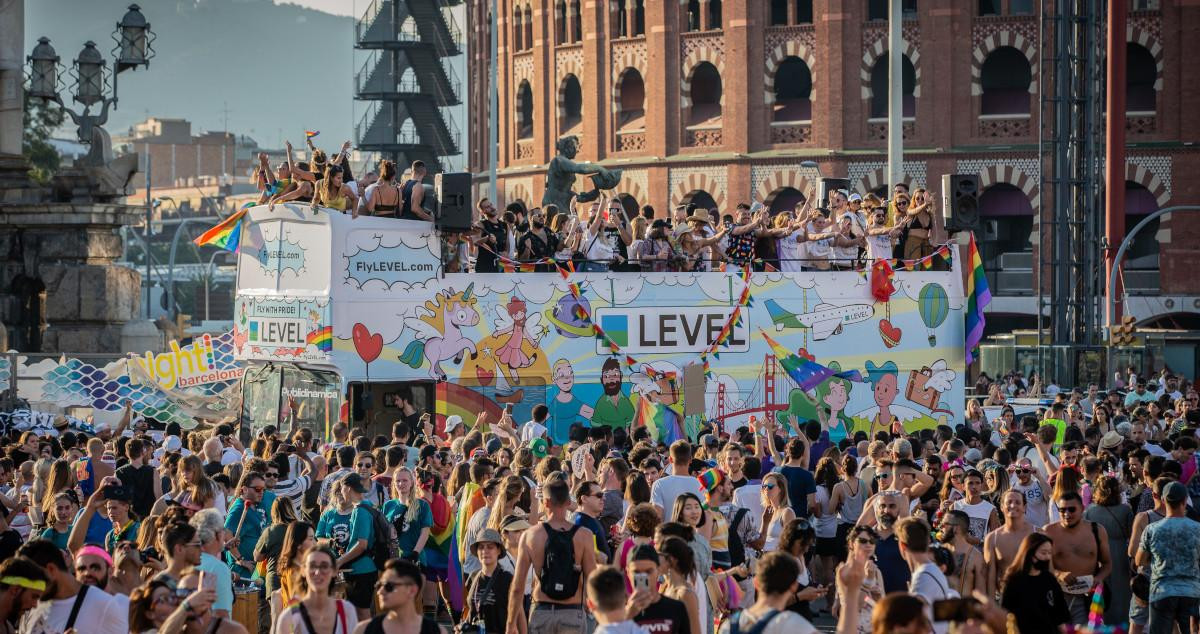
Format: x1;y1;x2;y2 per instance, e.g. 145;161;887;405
1140;516;1200;601
197;552;235;613
778;465;817;519
549;395;588;446
382;498;434;556
72;508;112;546
875;533;911;593
345;503;377;574
317;508;353;560
572;511;610;560
39;527;70;550
224;498;269;577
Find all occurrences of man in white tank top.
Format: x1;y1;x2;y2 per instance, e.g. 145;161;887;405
951;469;999;546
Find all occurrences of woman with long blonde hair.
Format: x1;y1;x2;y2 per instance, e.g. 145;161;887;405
39;459;74;521
28;457;55;531
486;475;525;533
382;467;433;561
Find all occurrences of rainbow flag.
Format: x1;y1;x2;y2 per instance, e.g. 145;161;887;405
426;492;462;611
965;234;992;365
193;208;247;252
306;326;332;352
760;330;863;391
305;130;320;138
635;396;684;445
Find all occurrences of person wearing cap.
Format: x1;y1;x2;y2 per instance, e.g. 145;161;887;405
698;468;734;570
1135;480;1200;633
636;218;679;272
624;543;692;634
464;528;513;633
677;211;727;272
1043;490;1111;625
442;414;466;444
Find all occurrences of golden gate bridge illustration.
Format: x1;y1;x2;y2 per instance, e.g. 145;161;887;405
714;354;801;427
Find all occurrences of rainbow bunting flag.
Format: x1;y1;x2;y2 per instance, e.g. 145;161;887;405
304;130;320;138
965;233;992;365
760;329;864;391
305;326;333;352
193;208;247;252
426;492;463;611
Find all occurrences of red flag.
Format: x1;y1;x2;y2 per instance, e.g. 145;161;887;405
870;259;896;302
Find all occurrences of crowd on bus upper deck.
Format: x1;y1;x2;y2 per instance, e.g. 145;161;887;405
253;150;950;274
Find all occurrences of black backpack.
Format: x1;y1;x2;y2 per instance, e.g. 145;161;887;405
537;523;581;601
356;503;398;570
727;507;750;568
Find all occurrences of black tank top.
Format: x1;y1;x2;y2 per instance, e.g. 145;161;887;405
363;614;441;634
400;179;422;221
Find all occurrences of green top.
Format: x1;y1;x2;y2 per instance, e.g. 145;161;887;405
345;503;377;574
591;394;635;429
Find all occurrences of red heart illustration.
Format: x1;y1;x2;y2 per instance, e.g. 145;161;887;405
879;319;902;348
352;323;383;364
475;365;495;386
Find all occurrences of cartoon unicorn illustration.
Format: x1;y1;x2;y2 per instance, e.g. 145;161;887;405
398;283;481;380
491;297;546;385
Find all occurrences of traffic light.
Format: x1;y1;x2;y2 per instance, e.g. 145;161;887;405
1110;315;1137;346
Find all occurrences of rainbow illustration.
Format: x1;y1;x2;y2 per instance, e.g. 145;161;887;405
761;329;864;391
193;207;247;252
306;326;333;352
635;396;684;445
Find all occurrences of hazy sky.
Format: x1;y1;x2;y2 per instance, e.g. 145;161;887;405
281;0;356;17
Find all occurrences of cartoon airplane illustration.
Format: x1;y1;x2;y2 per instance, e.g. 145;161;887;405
765;299;875;340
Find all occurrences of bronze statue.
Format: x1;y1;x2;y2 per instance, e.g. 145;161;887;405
541;135;622;211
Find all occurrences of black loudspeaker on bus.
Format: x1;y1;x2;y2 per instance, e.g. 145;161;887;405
942;173;981;233
435;172;473;231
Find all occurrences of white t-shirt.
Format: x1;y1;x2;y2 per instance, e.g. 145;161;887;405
583;228;616;263
910;562;957;634
1009;479;1049;526
275;599;359;634
650;474;703;517
732;483;764;536
597;621;652;634
717;605;817;634
777;230;806;272
951;498;996;542
220;446;242;466
866;232;893;261
20;585;128;634
520;420;548;443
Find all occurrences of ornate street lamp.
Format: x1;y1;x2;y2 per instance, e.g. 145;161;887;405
26;37;60;100
25;4;157;165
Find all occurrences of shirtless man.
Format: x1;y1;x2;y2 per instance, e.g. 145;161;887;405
507;477;597;634
940;510;984;598
982;489;1036;599
855;459;934;527
1042;490;1110;626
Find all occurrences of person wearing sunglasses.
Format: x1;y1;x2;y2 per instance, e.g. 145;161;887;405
276;546;357;634
1043;491;1112;626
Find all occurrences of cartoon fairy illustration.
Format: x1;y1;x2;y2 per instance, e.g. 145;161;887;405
398;283;481;380
491;297;546;385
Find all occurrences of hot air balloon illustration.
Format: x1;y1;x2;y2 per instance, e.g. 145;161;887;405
918;283;948;347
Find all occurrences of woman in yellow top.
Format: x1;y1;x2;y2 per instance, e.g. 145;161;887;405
311;164;359;216
274;521;314;612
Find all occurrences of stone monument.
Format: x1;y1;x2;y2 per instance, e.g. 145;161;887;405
541;135;623;212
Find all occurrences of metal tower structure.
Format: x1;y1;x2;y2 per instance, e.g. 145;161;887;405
355;0;463;172
1037;0;1107;369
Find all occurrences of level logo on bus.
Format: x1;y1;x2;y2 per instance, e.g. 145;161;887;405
593;306;751;354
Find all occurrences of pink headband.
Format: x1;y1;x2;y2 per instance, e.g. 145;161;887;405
76;545;113;568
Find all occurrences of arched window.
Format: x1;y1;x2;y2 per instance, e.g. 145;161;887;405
708;0;722;29
773;57;812;122
869;53;916;118
513;7;524;51
615;0;628;38
688;62;723;125
560;75;582;132
556;1;567;44
686;0;701;31
633;0;645;35
524;6;534;49
571;0;582;42
767;187;807;215
1127;43;1156;113
683;190;718;213
868;0;917;20
1125;181;1159;271
616;68;646;129
517;81;534;139
980;46;1032;115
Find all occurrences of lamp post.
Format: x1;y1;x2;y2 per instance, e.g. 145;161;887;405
25;4;156;166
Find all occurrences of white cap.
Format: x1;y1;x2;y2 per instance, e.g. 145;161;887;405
163;435;183;453
444;415;463;434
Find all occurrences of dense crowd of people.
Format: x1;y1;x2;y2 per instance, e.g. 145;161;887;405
1;364;1199;633
254;151;949;274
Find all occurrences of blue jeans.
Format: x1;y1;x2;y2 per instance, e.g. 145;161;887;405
578;261;609;272
1148;596;1200;634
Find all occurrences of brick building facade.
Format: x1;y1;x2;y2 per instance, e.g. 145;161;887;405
114;117;239;190
465;0;1200;334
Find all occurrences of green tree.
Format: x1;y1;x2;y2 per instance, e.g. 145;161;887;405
22;93;65;184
